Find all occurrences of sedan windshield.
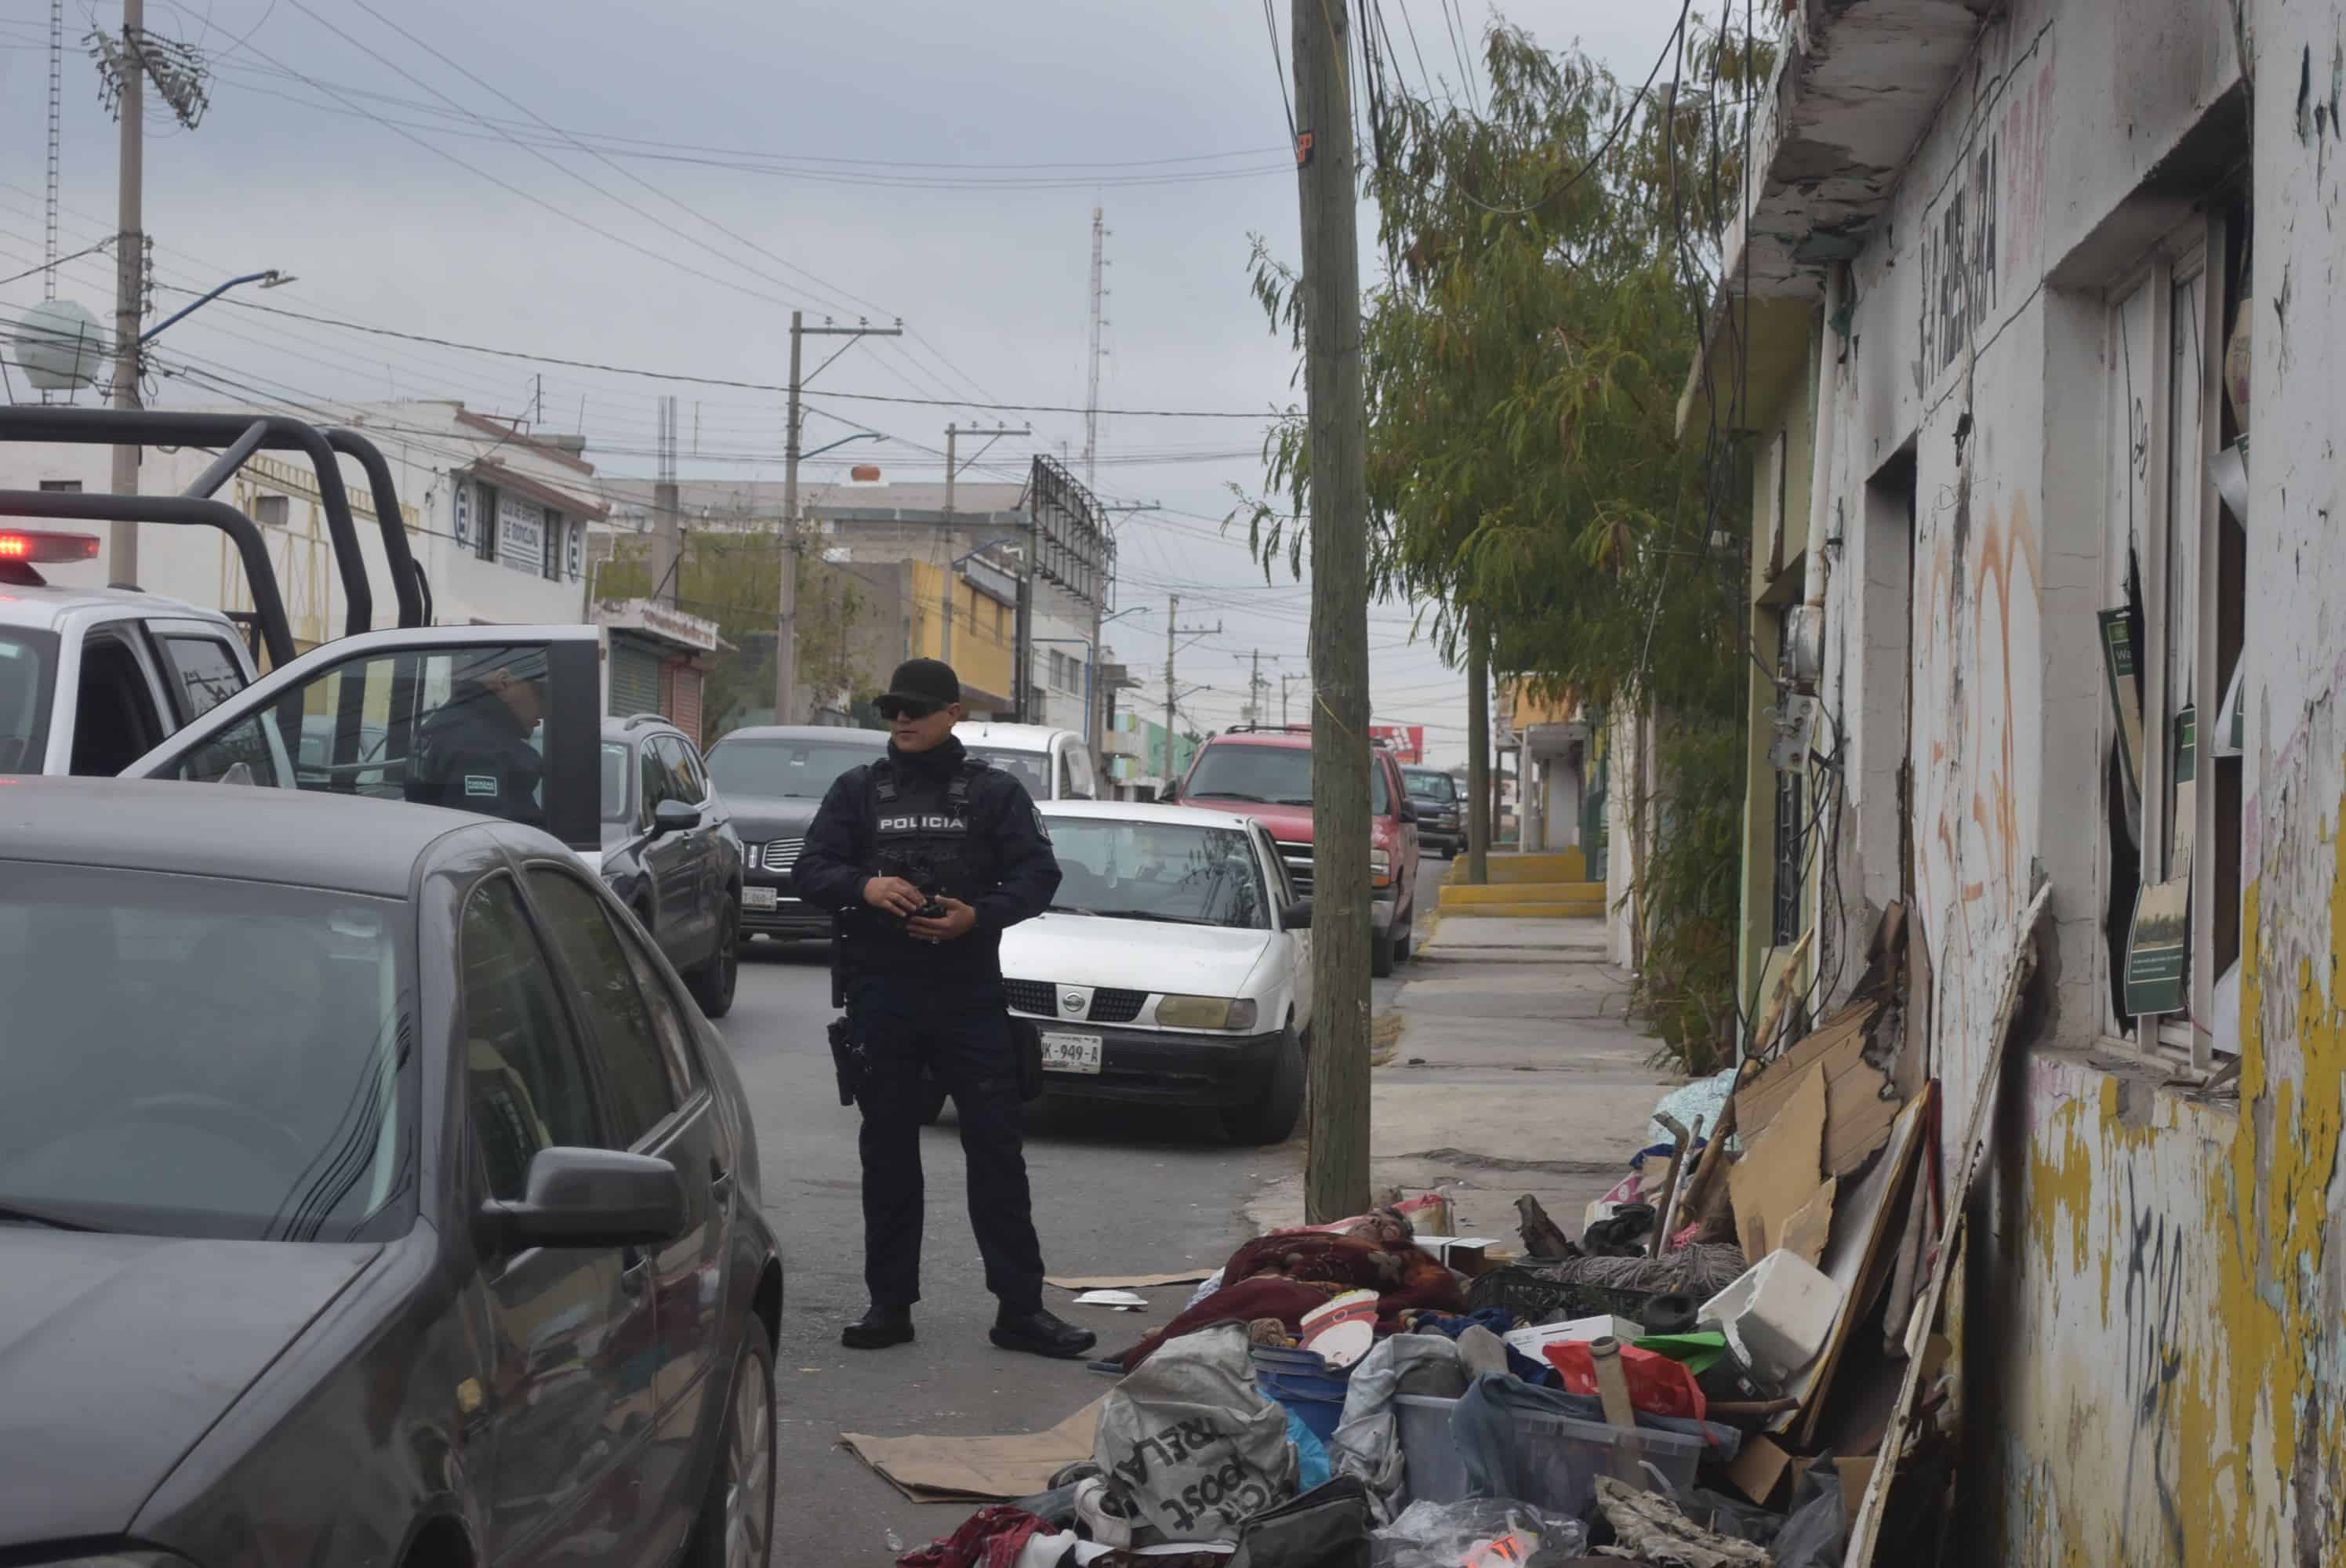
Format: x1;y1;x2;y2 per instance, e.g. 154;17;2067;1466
0;630;57;775
706;737;878;800
0;862;415;1241
1185;744;1389;812
1047;818;1269;929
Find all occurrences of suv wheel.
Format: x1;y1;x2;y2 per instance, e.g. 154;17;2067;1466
690;906;740;1019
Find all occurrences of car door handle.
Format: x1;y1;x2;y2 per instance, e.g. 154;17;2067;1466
710;1162;735;1205
620;1249;652;1296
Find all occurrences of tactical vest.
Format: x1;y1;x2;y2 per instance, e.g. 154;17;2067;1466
864;754;993;907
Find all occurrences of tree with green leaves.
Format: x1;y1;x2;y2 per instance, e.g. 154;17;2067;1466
1237;14;1773;1069
595;531;870;741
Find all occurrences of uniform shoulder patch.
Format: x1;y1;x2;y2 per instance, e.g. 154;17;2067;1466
464;774;499;798
1033;806;1051;840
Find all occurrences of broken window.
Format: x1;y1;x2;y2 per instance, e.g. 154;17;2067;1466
2100;198;2248;1065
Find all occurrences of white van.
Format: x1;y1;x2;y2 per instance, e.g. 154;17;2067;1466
957;721;1099;800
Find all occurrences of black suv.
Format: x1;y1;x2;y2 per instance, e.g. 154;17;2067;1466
703;724;887;944
1402;765;1465;857
597;714;743;1016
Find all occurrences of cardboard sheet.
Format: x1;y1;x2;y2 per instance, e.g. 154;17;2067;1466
1734;1000;1894;1178
841;1398;1106;1504
1779;1176;1838;1267
1728;1063;1827;1260
1045;1272;1211;1291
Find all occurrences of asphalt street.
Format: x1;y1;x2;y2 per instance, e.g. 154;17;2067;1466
721;855;1445;1566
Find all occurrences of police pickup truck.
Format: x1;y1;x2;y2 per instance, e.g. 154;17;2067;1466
0;528;259;775
0;408;605;851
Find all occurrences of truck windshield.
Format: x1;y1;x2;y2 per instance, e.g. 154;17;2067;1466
705;737;880;800
0;861;416;1241
0;630;57;775
1186;744;1389;813
1405;771;1455;803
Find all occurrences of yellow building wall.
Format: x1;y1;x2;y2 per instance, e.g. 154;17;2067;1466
906;561;1015;704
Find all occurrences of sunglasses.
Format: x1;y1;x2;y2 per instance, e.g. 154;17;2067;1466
876;696;942;720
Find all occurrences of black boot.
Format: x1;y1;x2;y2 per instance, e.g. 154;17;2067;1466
842;1305;915;1350
990;1305;1096;1359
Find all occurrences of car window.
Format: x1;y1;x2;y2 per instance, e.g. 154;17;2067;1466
639;739;670;823
601;742;632;822
1182;742;1386;812
69;630;171;776
677;739;712;800
607;905;700;1097
0;861;413;1241
1055;746;1077;800
526;868;681;1145
706;737;880;799
655;736;703;805
158;634;247;724
461;875;601;1203
1046;817;1267;929
1257;826;1298;905
967;746;1051;798
0;629;56;775
1406;771;1455;803
165;644;554;829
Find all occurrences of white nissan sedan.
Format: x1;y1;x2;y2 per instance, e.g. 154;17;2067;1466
1000;800;1315;1144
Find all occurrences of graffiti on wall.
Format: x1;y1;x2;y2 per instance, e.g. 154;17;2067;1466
1918;33;2057;392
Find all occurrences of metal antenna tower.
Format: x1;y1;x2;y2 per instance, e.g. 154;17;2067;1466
43;0;63;301
1081;206;1110;488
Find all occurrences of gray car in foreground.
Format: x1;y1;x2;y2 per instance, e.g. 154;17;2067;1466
0;779;780;1568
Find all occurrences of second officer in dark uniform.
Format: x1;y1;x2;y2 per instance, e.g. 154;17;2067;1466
404;652;547;828
791;657;1095;1359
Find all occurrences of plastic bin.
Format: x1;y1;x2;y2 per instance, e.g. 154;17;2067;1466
1391;1392;1706;1519
1252;1346;1349;1444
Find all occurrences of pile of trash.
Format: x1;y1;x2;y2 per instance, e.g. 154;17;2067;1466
877;899;2036;1567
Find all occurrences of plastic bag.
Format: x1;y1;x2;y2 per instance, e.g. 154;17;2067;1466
1093;1322;1299;1541
1369;1497;1588;1568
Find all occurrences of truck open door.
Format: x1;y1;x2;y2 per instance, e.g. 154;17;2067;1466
119;624;606;851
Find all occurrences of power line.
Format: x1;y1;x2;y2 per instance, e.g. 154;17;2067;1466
146;292;1287;419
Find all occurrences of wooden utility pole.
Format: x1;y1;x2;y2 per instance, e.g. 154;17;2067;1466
1294;0;1371;1224
107;0;144;585
779;310;899;724
1467;619;1491;884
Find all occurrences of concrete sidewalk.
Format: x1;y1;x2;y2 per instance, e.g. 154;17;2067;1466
1248;912;1683;1241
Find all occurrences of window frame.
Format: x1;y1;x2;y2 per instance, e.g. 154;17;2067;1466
2098;212;2239;1067
520;862;695;1148
154;630;249;725
456;869;612;1204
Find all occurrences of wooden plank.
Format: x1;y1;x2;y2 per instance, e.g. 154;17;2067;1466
1735;1000;1894;1178
1842;884;2048;1566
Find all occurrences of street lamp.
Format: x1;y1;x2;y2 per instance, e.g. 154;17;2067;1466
139;268;295;346
801;431;881;462
106;267;293;587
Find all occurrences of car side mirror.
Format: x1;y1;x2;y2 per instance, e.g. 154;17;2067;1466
1398;800;1419;824
1159;782;1178;803
481;1147;688;1254
1281;898;1314;930
653;797;701;836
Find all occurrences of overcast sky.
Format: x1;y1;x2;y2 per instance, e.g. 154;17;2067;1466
0;0;1679;764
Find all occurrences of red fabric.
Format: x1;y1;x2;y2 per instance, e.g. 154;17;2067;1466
1545;1341;1709;1421
1113;1236;1467;1370
896;1505;1047;1568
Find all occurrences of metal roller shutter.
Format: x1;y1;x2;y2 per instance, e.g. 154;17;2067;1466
610;640;661;717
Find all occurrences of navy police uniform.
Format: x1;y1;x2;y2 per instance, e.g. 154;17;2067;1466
405;684;545;828
792;699;1067;1338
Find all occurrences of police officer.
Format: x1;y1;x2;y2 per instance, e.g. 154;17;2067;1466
405;653;547;828
791;657;1095;1359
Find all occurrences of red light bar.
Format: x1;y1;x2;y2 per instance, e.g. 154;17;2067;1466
0;530;100;564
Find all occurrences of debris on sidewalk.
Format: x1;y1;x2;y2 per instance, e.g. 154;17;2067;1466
847;1399;1107;1504
881;898;2029;1565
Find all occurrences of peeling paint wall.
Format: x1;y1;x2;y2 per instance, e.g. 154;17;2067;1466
1787;0;2346;1555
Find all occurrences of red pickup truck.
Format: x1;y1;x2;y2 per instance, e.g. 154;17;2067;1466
1168;726;1422;976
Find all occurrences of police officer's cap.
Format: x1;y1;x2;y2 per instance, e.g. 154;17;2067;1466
878;658;960;717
